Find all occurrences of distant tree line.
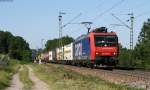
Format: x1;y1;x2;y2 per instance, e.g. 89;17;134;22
0;31;31;61
44;36;74;51
118;18;150;69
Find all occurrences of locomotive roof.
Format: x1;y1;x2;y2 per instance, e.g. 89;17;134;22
75;31;117;42
94;32;117;35
75;34;88;42
75;27;117;42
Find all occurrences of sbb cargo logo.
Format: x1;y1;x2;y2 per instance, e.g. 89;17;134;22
75;43;82;57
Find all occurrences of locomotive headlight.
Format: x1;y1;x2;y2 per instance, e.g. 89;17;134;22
96;52;102;56
113;52;116;55
96;52;99;55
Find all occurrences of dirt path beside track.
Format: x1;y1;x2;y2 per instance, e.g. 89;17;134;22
27;65;50;90
5;73;23;90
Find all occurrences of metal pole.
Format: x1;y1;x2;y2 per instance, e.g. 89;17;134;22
130;13;134;50
59;12;62;60
129;13;134;66
111;13;134;50
59;12;62;47
127;13;134;50
58;12;65;60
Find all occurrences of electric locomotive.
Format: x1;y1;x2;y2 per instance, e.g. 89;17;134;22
74;27;119;67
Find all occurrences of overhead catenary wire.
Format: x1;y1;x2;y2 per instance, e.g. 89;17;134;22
91;0;125;21
80;0;107;22
111;14;131;29
62;13;82;28
136;11;150;19
111;13;134;50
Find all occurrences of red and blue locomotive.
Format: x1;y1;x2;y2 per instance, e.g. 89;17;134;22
73;27;119;67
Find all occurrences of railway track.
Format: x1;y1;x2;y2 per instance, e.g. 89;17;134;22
61;64;150;90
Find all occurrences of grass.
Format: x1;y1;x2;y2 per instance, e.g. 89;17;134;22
0;70;11;89
31;64;144;90
19;65;34;90
0;54;34;90
0;59;20;90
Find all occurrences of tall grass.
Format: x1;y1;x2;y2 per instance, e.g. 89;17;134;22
31;64;144;90
0;58;20;90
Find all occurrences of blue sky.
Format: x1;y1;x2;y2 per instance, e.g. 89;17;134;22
0;0;150;49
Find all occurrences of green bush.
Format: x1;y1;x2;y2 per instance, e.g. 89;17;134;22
0;59;20;90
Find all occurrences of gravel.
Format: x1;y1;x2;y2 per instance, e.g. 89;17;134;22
63;65;150;89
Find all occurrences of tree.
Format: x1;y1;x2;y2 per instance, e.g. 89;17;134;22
0;30;31;61
118;43;134;67
61;36;74;46
0;31;13;53
9;36;31;60
45;38;59;51
45;36;74;51
134;18;150;68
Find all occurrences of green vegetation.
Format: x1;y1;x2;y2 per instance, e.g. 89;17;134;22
118;18;150;69
19;65;34;90
134;19;150;69
31;64;143;90
0;30;31;61
45;36;74;51
118;47;134;68
0;57;20;90
0;30;34;89
0;70;11;90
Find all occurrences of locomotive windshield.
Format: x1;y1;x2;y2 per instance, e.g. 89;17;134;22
94;35;118;47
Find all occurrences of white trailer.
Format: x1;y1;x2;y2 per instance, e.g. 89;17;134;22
48;50;56;61
48;51;53;61
64;43;73;60
56;47;64;60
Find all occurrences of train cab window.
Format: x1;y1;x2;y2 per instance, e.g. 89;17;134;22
94;36;106;46
106;36;118;46
94;35;117;47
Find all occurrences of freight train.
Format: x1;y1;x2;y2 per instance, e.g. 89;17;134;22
38;27;119;68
